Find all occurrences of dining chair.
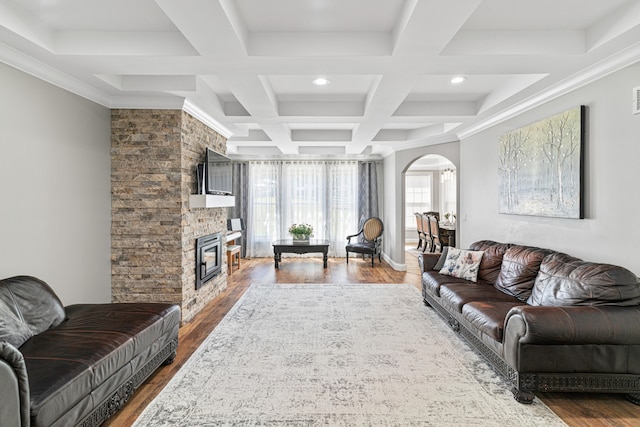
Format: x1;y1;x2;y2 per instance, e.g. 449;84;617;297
423;211;440;222
428;215;444;253
421;213;433;253
414;213;426;251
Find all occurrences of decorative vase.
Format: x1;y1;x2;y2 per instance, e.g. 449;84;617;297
291;234;310;243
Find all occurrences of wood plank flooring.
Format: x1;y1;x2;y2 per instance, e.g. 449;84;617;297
104;253;639;427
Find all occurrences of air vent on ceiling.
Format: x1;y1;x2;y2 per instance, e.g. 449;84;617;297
634;86;640;115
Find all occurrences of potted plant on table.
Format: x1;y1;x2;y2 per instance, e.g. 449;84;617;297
288;223;314;243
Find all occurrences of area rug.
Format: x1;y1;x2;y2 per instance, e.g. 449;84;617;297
134;283;566;426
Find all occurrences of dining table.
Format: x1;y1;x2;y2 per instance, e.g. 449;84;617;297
439;222;456;247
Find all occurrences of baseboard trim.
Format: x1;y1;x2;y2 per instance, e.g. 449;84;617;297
383;253;406;271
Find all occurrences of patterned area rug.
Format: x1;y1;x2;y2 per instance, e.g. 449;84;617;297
134;283;566;426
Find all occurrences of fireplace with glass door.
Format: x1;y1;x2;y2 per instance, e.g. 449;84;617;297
195;232;222;289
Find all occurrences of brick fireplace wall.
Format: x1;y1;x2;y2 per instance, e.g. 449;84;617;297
111;109;228;322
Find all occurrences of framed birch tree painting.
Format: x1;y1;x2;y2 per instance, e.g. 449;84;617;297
498;106;585;218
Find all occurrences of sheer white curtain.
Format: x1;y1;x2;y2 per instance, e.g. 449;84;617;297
326;161;358;257
247;161;281;257
281;161;326;241
246;160;357;257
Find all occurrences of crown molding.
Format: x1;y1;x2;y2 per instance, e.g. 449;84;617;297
182;99;233;138
0;42;185;111
457;42;640;140
0;42;113;106
0;42;234;138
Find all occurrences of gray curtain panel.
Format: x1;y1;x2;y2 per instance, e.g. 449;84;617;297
357;161;379;229
231;161;249;257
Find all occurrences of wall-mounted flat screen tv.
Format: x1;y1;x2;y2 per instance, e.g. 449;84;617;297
205;149;233;195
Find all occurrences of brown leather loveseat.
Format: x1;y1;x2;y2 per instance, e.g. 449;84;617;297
419;240;640;404
0;276;180;427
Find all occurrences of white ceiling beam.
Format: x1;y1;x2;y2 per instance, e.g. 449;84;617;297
120;75;196;91
218;0;249;51
394;101;477;116
348;74;420;154
443;30;586;55
222;74;278;118
228;130;271;142
586;1;640;51
0;1;54;51
224;102;250;117
247;32;391;57
53;32;197;56
392;0;481;55
477;74;548;113
372;129;408;142
154;0;247;56
291;130;352;142
299;146;346;155
347;0;481;154
220;73;295;153
407;124;449;140
279;102;364;117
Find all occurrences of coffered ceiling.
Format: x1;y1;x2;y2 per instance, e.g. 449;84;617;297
1;0;639;157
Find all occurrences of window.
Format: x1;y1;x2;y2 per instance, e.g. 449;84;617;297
247;161;358;257
440;168;457;219
405;173;432;229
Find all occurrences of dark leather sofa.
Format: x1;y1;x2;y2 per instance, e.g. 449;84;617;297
0;276;180;427
419;240;640;404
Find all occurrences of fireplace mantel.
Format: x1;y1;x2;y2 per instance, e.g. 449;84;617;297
189;194;235;209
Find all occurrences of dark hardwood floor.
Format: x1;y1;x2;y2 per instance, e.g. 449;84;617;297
105;253;639;427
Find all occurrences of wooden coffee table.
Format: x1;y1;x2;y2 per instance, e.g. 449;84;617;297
272;239;330;268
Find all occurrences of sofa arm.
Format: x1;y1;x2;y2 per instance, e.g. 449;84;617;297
0;342;30;427
417;253;440;273
505;305;640;346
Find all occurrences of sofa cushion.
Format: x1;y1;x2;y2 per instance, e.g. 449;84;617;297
462;301;524;342
0;276;66;336
0;298;34;348
422;271;475;297
495;246;553;302
440;282;521;313
20;302;180;427
468;241;513;285
438;248;484;282
528;253;640;306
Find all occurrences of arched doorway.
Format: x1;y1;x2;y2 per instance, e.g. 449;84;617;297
404;154;457;252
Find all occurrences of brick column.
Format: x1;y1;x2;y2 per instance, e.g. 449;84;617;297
111;109;228;322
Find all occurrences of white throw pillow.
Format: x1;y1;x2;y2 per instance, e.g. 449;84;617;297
438;247;484;282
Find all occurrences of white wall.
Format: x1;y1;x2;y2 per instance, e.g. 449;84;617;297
459;63;640;275
383;141;460;269
0;63;112;304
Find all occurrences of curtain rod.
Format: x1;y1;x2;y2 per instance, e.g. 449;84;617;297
227;154;383;162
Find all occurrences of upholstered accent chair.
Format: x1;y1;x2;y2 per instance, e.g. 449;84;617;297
345;217;384;266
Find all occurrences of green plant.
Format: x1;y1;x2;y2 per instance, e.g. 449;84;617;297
288;223;314;236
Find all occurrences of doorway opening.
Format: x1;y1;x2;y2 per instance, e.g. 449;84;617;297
404;155;457;253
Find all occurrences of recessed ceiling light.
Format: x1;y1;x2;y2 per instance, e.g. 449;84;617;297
312;77;330;86
450;76;467;84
